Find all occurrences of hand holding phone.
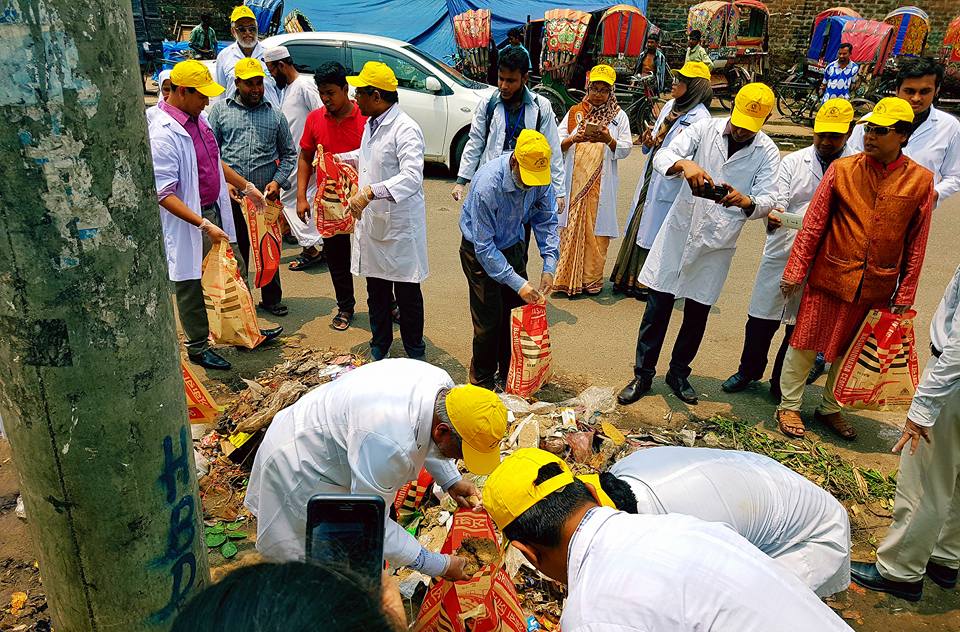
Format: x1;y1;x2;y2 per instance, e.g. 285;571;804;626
306;494;385;583
692;182;729;202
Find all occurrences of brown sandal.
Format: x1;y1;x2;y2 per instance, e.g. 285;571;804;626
331;311;353;331
776;409;806;438
815;411;857;441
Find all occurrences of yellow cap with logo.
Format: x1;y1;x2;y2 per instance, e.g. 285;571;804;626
230;5;257;23
347;61;399;93
814;98;854;134
170;60;225;97
673;61;712;82
577;473;616;509
588;64;617;86
730;82;775;133
858;97;915;127
485;448;575;532
444;385;507;475
514;128;552;187
235;57;266;80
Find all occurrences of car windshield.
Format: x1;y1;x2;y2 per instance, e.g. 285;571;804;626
402;43;488;89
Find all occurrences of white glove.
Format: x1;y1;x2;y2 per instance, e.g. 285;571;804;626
243;182;266;212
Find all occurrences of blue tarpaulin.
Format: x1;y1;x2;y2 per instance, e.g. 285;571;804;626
807;15;858;63
286;0;647;60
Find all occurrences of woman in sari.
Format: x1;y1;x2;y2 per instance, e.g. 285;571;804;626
610;61;713;299
553;64;633;296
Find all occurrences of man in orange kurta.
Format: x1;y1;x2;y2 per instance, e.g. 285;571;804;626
777;98;934;441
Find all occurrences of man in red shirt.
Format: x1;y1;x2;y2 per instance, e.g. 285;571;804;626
297;62;367;331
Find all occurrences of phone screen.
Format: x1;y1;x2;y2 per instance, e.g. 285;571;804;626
306;494;385;581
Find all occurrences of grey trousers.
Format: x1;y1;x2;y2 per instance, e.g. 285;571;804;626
173;203;246;356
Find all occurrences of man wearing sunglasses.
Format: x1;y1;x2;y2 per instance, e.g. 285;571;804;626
213;5;280;108
777;98;934;442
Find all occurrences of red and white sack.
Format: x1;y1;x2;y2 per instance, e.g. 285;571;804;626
506;303;552;397
312;144;358;238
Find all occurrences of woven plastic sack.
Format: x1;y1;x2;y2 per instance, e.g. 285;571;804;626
180;359;220;424
313;145;358;238
201;241;265;349
243;197;282;288
833;308;920;410
506;303;552;397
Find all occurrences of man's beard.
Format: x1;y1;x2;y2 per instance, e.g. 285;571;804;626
237;35;257;49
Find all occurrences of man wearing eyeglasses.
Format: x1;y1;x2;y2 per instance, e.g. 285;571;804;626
213;5;280;108
776;98;934;442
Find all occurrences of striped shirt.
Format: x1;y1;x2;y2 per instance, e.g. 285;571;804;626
207;94;297;191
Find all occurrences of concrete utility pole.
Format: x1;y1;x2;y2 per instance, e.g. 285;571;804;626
0;2;210;630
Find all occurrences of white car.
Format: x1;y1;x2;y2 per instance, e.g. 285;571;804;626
261;32;496;172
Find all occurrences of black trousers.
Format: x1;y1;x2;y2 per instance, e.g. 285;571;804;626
366;276;424;358
460;238;527;389
634;289;711;380
231;198;282;307
737;315;795;382
323;233;356;313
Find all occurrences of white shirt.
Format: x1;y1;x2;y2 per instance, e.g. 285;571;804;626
457;89;567;196
909;264;960;426
632;100;712;249
748;144;855;322
610;447;851;596
278;75;323;212
640;117;780;305
849;106;960;205
341;104;429;283
245;359;461;565
148;109;237;281
556;108;633;237
214;41;281;109
562;507;854;631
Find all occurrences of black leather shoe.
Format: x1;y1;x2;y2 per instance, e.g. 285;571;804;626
851;562;923;601
188;349;231;371
721;372;755;393
666;372;698;404
617;376;652;405
260;326;283;343
927;560;959;589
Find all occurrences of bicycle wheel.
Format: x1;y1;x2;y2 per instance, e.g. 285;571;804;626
776;84;811;118
532;84;568;123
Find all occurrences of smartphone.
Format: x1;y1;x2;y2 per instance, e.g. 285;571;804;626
692;182;729;202
585;121;600;135
306;494;385;582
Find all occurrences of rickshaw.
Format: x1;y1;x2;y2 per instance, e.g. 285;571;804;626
686;0;769;108
452;9;494;83
884;6;929;57
527;5;662;134
938;15;960;113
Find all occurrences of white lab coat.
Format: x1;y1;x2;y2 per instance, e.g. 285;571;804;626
631;101;712;249
748;144;856;322
457;89;566;196
279;75;324;249
640;117;780;305
556;108;632;237
342;105;429;283
214;41;281;109
610;447;851;597
148;108;236;282
245;359;462;565
562;507;854;631
849;106;960;205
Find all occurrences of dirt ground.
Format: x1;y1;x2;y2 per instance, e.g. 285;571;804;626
2;114;959;629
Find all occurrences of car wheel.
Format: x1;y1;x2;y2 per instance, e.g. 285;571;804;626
450;131;469;176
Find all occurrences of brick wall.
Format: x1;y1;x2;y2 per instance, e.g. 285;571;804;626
156;0;235;39
648;0;957;70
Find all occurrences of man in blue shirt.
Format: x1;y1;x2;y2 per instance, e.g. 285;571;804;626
459;129;560;390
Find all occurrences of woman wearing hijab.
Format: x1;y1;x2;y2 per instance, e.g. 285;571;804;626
611;62;713;299
146;69;173;126
553;65;633;296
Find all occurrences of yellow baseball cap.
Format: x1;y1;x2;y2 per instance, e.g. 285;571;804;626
814;98;854;134
444;385;507;475
485;448;575;532
230;5;257;23
170;60;225;97
235;57;265;80
347;61;399;93
577;474;616;509
730;82;775;133
514;128;552;186
588;64;616;86
858;97;915;127
673;61;712;82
